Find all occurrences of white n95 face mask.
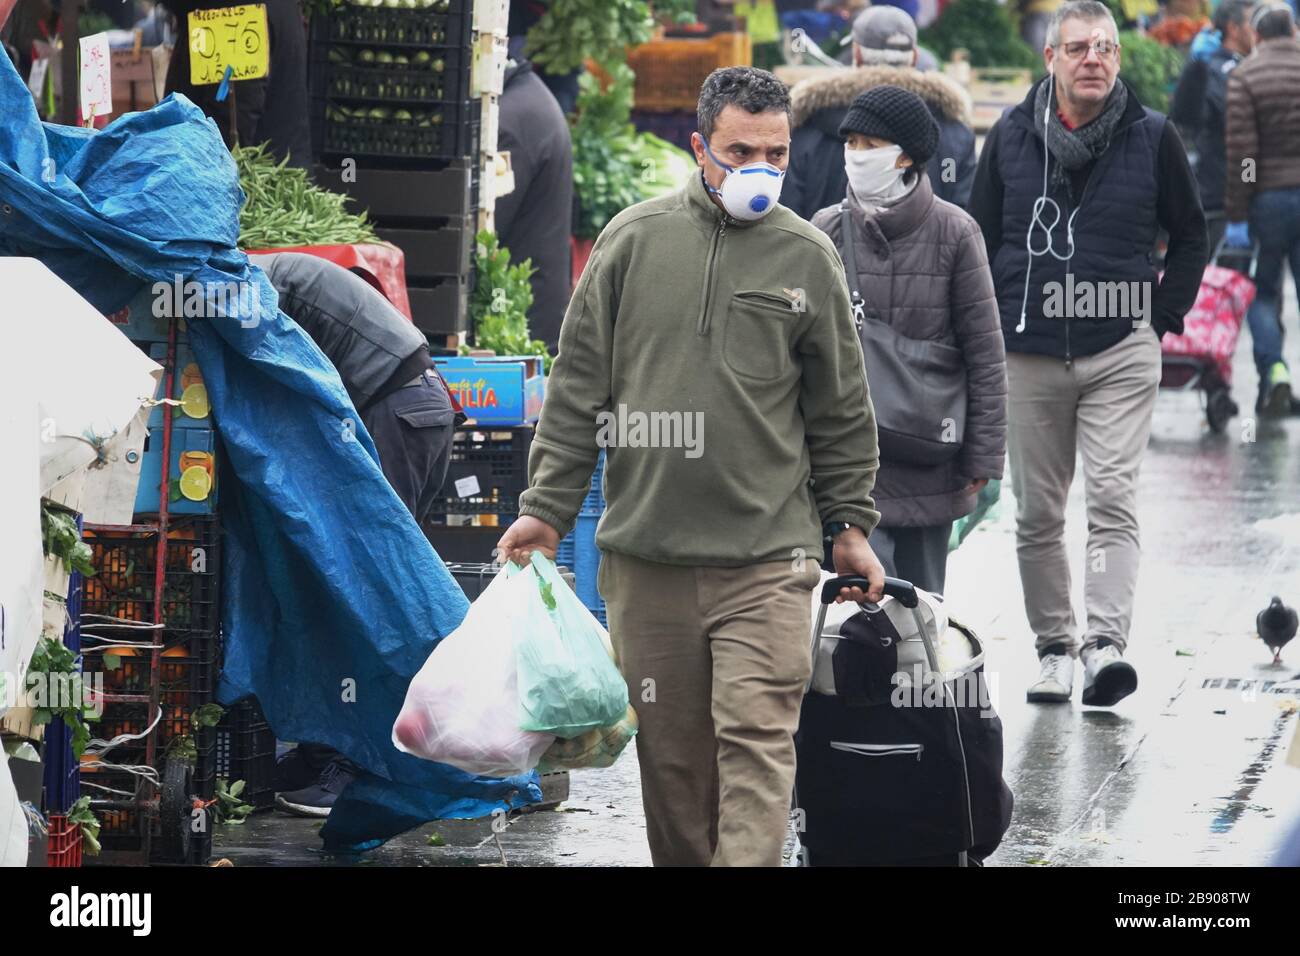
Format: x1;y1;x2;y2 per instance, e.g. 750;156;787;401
702;138;785;221
844;143;907;201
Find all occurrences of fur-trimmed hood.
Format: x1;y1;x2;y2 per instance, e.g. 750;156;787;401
790;66;973;130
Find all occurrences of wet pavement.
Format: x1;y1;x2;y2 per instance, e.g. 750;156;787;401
214;309;1300;868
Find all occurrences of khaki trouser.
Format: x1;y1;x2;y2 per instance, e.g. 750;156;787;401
598;551;822;866
1007;328;1162;657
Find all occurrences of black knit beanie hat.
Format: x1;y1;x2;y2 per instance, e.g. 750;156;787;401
838;85;939;168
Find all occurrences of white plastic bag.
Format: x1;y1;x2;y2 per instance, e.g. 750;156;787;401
393;564;554;777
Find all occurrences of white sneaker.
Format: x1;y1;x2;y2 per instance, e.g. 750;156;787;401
1027;652;1074;703
1081;643;1138;707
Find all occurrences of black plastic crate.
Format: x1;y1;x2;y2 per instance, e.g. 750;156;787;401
79;517;221;865
326;0;468;47
80;518;220;636
375;217;475;281
309;2;477;166
408;275;472;337
86;732;215;865
314;159;477;221
423;521;512;563
214;698;277;812
321;104;479;162
429;426;535;514
327;63;451;102
321;46;467;101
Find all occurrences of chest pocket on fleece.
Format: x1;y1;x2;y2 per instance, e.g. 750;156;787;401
723;290;797;382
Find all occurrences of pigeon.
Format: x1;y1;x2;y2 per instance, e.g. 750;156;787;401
1256;597;1298;665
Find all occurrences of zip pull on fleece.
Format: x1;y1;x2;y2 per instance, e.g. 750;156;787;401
697;217;728;335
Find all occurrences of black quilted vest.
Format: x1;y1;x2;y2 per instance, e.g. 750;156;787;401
991;82;1165;359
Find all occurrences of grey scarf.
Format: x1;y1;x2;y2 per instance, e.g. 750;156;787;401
1033;79;1127;197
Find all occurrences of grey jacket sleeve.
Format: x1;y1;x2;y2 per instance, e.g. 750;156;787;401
797;245;882;535
949;221;1007;482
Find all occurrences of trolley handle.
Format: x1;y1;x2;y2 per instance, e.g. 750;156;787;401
818;575;918;608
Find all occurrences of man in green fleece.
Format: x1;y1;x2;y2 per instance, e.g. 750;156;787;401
498;66;885;867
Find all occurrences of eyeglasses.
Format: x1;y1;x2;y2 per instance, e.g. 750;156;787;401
1056;38;1120;59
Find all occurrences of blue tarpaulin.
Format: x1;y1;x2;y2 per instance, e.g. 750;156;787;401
0;55;539;850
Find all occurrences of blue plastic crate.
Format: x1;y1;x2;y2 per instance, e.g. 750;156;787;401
555;531;575;570
43;517;83;815
571;513;602;611
134;422;219;516
581;451;607;515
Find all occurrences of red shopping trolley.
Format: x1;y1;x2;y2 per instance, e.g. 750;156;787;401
1160;239;1258;432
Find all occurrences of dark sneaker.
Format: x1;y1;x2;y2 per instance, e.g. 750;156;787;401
274;747;323;794
275;757;359;818
1081;642;1138;707
1259;362;1292;419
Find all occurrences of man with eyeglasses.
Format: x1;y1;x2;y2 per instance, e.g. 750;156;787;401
969;0;1207;708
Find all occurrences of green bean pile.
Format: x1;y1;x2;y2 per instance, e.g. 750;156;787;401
234;143;380;250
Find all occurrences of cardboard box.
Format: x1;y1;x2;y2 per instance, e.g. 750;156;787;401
479;93;500;155
43;554;71;602
1;707;44;742
434;355;546;426
473;0;510;36
109;46;160;122
472;33;508;97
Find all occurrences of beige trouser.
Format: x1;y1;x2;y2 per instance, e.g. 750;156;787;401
1007;327;1162;657
598;550;822;866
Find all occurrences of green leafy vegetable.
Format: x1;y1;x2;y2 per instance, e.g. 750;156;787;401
234;143;381;249
41;504;95;577
1116;30;1185;113
215;779;255;824
466;231;550;371
570;62;647;238
919;0;1040;69
27;636;99;759
67;796;101;857
525;0;656;75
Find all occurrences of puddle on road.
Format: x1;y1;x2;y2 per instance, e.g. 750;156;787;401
1209;711;1295;834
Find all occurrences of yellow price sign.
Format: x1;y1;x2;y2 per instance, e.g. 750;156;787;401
188;4;269;86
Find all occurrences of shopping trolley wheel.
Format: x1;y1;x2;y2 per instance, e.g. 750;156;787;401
158;755;193;863
1206;387;1237;433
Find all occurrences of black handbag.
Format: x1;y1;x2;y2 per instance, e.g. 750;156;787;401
839;204;968;465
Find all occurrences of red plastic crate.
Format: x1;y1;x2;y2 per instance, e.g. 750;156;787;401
47;815;83;868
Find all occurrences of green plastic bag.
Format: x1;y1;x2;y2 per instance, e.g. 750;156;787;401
513;552;629;739
949;479;1002;552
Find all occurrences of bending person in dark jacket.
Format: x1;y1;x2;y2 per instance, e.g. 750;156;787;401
782;5;977;219
252;252;457;523
969;1;1207;710
812;86;1006;595
250;252;457;817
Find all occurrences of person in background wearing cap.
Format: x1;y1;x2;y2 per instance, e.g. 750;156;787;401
1224;3;1300;417
968;1;1207;709
498;66;886;866
782;4;977;220
811;86;1006;594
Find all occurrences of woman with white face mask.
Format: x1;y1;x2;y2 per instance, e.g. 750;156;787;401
812;85;1008;595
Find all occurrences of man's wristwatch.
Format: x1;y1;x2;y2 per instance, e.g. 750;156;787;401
823;521;854;545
